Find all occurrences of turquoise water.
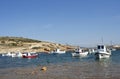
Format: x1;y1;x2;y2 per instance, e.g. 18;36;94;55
0;50;120;69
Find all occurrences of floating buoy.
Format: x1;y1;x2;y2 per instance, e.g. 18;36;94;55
41;66;47;71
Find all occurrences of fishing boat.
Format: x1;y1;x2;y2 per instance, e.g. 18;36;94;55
14;52;24;57
51;49;66;54
2;52;16;57
72;48;88;57
2;53;8;56
88;48;96;54
95;45;111;59
22;52;38;58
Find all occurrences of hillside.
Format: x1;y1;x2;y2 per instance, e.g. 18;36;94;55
0;36;75;53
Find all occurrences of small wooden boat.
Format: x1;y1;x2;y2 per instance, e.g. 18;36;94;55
22;52;38;58
72;48;88;57
50;49;66;54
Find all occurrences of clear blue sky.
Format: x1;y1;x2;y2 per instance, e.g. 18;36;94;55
0;0;120;46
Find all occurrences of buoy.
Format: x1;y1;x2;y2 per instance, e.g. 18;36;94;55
41;66;47;71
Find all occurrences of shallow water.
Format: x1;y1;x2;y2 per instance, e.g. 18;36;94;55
0;50;120;69
0;50;120;79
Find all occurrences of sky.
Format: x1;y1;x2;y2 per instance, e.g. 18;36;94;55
0;0;120;47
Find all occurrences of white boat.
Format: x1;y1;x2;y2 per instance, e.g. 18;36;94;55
2;52;26;57
6;52;14;57
88;48;96;54
110;48;116;51
11;53;18;57
15;52;24;57
72;48;88;57
52;49;66;54
2;52;17;57
2;53;8;56
95;45;111;59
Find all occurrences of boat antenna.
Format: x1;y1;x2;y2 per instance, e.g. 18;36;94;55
101;37;103;44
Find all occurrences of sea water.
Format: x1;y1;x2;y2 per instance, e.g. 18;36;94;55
0;50;120;69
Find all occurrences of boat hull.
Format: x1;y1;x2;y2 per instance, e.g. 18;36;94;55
95;52;111;59
53;51;66;54
22;55;37;58
72;52;88;57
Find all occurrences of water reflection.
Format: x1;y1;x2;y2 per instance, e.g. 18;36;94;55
96;58;111;67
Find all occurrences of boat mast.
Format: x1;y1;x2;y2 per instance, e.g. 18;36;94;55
101;37;103;44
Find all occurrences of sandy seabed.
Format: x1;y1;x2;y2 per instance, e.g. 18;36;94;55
0;62;120;79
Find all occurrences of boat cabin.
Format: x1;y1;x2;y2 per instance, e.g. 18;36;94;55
97;45;107;52
75;48;82;53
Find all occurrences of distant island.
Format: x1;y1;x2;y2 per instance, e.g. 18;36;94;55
0;36;75;53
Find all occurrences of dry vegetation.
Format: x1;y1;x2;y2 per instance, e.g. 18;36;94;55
0;36;75;53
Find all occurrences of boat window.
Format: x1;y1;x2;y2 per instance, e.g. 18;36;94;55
98;46;100;49
101;46;104;49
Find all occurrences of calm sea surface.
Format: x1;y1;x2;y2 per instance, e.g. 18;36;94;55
0;50;120;69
